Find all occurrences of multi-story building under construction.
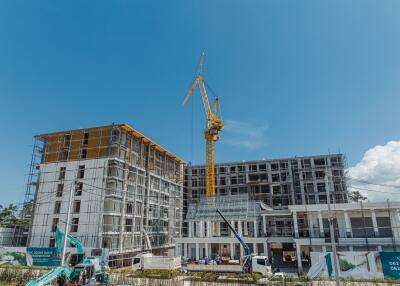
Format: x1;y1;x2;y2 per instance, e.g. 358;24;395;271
26;124;184;267
177;154;355;271
183;154;348;210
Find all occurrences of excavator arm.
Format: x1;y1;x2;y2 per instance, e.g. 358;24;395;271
56;228;85;255
25;266;71;286
25;228;109;286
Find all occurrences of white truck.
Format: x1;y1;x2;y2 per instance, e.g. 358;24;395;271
186;256;272;275
132;253;181;271
214;209;272;275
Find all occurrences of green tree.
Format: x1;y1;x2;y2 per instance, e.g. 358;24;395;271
348;191;367;202
0;204;28;228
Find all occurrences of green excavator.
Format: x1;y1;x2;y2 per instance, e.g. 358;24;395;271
25;228;109;286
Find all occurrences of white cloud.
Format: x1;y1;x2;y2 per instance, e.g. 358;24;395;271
347;140;400;202
221;120;268;151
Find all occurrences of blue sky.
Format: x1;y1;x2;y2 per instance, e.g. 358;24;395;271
1;0;400;205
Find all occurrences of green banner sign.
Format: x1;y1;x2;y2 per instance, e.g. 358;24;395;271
26;247;61;267
380;252;400;280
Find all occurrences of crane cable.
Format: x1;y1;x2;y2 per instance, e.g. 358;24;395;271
191;89;194;165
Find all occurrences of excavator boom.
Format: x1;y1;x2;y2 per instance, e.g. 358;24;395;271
56;228;85;255
26;228;108;286
25;266;71;286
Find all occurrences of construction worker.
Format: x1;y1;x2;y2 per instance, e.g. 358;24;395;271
215;254;221;264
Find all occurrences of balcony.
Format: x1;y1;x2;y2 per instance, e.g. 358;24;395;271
267;227;294;237
295;225;395;240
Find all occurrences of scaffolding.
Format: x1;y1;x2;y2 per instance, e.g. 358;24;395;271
22;137;45;246
22;124;184;268
186;194;261;222
24;137;44;206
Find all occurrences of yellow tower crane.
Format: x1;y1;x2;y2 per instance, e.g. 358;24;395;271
182;52;223;198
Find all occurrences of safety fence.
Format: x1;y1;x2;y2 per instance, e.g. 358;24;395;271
108;274;183;285
0;267;46;285
1;268;400;286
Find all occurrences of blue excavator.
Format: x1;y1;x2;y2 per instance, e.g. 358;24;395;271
25;228;108;286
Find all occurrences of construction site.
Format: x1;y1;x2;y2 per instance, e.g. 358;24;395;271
25;124;184;268
1;53;399;286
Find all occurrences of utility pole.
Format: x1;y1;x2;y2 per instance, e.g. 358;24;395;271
325;168;340;286
61;180;75;265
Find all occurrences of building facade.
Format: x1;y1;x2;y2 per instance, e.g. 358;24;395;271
177;200;400;273
184;154;348;208
182;154;348;236
26;124;184;267
177;154;356;271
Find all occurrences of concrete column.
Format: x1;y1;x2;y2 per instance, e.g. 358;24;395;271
254;220;258;238
322;245;327;253
200;221;205;238
349;246;354;251
288;160;296;204
390;210;400;238
337;213;347;238
244;221;248;236
207;221;212;238
188;222;193;237
264;242;269;258
296;242;303;274
378;245;383;252
118;168;129;253
231;220;235;237
293;211;299;238
394;209;400;228
307;214;314;238
195;243;200;261
371;210;379;236
240;242;244;259
201;221;204;237
193;221;200;237
299;179;306;205
318;211;324;237
205;243;209;258
344;211;353;238
230;243;235;259
253;243;258;254
238;220;242;235
183;242;187;258
216;221;221;237
262;215;267;234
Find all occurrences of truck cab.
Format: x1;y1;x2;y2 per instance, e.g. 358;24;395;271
251;256;272;275
132;253;152;270
132;256;143;270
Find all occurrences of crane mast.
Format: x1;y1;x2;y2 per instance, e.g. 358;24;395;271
182;53;223;198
